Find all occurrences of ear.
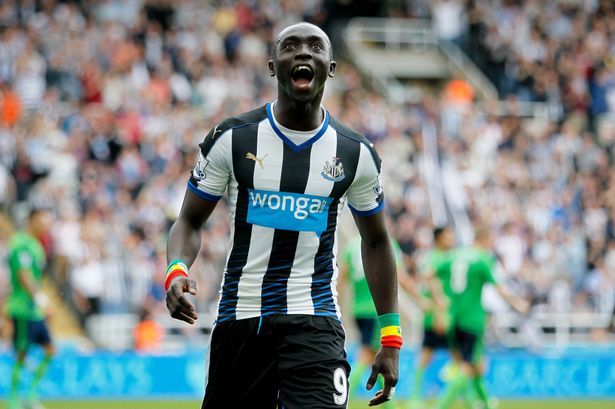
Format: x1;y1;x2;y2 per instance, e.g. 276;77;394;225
268;59;276;77
328;61;337;78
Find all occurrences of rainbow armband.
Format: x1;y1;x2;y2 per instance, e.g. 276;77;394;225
379;313;403;349
165;259;189;291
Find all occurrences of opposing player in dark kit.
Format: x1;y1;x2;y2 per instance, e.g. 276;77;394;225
165;23;402;408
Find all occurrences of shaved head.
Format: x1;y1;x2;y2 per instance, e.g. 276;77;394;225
272;22;333;59
268;21;337;106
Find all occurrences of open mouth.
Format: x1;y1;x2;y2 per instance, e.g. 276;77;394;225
291;65;315;89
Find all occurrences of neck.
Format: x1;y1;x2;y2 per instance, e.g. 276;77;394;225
274;91;324;131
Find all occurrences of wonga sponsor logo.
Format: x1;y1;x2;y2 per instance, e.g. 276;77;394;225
247;189;332;235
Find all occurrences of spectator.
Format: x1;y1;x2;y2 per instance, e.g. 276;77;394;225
0;82;21;127
70;236;104;325
134;306;163;353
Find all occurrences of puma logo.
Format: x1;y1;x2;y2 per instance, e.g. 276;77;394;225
246;152;267;169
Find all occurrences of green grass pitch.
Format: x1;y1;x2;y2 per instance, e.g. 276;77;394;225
7;400;611;409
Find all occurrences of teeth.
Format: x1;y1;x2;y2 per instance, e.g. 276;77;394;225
293;65;312;74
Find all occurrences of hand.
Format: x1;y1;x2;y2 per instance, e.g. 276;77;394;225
514;299;530;316
366;346;399;406
416;297;432;312
165;276;198;324
34;292;53;318
42;304;54;319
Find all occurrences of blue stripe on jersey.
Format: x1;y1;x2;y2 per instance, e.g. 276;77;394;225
187;181;223;202
266;103;330;153
348;201;385;217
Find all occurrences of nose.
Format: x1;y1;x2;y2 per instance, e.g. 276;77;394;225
294;43;312;60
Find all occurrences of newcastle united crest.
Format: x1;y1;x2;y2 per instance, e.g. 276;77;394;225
321;157;345;182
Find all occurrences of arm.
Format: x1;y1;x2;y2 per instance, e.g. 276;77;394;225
403;280;433;313
495;284;529;315
425;272;450;334
13;249;50;312
18;268;41;297
166;124;231;323
353;211;399;406
425;270;446;310
165;189;218;324
354;211;397;318
18;268;51;314
397;260;430;312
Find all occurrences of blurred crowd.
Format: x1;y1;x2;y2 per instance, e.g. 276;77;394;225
431;0;615;129
0;0;613;344
427;0;615;324
0;0;331;325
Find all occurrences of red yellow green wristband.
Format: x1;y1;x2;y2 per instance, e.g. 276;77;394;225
379;313;403;349
166;260;188;274
165;260;189;291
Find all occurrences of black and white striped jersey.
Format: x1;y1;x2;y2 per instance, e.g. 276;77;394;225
188;102;384;323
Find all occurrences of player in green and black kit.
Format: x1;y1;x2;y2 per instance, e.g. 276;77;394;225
6;209;54;409
407;227;455;408
339;236;405;407
435;227;528;409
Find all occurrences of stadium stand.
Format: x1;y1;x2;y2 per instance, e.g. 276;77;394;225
0;0;613;351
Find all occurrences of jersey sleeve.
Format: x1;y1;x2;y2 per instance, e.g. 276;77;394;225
11;246;34;271
346;143;384;216
187;126;232;201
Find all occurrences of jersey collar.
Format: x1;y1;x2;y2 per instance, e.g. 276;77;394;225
266;102;330;153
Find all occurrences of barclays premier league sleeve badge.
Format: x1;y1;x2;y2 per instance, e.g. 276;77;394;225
194;154;209;181
373;174;383;196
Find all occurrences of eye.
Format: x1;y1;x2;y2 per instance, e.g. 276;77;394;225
283;42;296;50
311;42;324;51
